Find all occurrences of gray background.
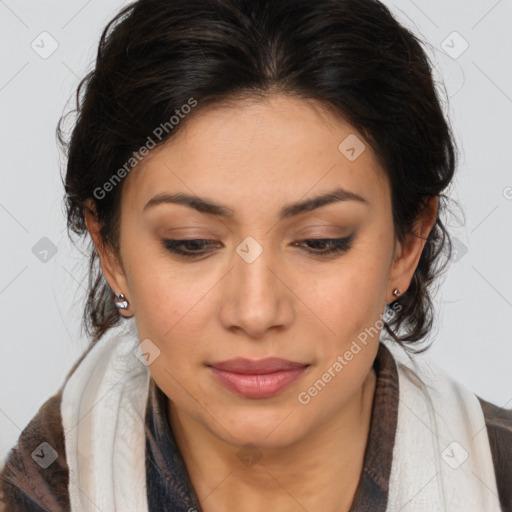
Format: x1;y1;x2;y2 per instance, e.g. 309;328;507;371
1;0;511;461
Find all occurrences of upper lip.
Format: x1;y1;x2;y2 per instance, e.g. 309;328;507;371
207;357;309;374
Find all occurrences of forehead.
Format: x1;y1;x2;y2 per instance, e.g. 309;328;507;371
122;94;389;214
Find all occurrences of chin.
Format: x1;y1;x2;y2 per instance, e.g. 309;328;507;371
209;408;309;450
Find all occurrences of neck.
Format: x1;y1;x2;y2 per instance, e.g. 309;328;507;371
168;367;377;512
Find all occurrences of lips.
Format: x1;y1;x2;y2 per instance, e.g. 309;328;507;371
207;357;310;399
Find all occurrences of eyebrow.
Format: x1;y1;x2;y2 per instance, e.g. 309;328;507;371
143;186;368;220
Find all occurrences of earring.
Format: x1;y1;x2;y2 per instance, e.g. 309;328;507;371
115;293;129;310
392;288;401;298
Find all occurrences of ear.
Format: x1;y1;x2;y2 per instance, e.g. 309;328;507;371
83;199;133;317
388;196;438;303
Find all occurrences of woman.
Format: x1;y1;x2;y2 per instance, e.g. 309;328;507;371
1;0;511;511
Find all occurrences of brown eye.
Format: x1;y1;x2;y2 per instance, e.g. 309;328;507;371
292;235;355;256
162;239;220;258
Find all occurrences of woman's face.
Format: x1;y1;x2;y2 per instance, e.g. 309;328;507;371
89;94;433;449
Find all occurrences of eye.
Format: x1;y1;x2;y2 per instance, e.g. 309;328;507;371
292;235;355;256
162;239;220;258
162;235;355;259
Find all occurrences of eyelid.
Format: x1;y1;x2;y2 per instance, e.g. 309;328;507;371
295;222;354;234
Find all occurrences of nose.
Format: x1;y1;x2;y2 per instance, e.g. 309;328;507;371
219;239;294;339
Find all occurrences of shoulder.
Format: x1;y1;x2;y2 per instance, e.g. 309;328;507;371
384;342;512;509
477;395;512;511
0;391;70;512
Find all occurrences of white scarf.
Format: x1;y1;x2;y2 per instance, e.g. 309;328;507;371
384;342;501;511
60;316;502;511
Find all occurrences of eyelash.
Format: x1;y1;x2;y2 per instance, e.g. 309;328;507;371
162;235;355;259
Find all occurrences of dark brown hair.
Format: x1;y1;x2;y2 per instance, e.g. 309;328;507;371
58;0;459;352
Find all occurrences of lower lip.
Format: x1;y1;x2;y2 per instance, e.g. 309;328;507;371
208;366;309;399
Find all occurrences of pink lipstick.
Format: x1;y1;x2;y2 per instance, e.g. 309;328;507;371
207;357;309;399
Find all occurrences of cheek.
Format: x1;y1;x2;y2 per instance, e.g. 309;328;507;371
294;266;383;411
121;233;195;322
306;255;388;333
134;277;202;347
127;260;218;371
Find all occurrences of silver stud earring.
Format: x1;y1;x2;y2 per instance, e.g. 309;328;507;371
115;293;129;310
392;288;401;297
